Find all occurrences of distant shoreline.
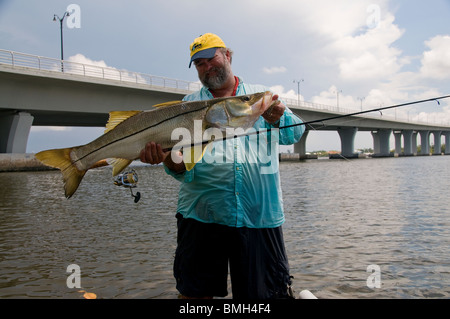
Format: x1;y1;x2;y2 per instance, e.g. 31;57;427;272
3;152;441;173
0;153;53;172
1;153;308;172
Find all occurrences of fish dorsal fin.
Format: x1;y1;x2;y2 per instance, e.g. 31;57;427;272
153;101;183;108
105;111;141;133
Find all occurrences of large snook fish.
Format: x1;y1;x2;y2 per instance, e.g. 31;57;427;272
35;91;274;198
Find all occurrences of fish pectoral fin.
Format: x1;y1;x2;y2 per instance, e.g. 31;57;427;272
35;148;86;199
105;111;142;133
107;158;133;176
153;101;183;108
89;159;109;169
183;142;212;171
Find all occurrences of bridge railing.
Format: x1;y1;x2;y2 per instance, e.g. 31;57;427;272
282;96;450;128
0;49;202;92
1;49;449;127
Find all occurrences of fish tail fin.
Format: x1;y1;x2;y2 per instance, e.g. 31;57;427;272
35;148;86;198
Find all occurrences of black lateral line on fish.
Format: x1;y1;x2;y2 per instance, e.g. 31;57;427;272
72;102;210;165
167;94;450;151
71;93;261;166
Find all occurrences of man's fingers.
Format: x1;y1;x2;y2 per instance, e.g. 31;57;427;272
140;142;155;164
140;142;170;164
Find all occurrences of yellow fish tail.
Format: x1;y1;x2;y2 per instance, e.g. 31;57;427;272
35;148;86;199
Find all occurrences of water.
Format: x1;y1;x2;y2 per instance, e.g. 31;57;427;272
0;156;449;299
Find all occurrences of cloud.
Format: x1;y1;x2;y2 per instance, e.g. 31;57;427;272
311;85;360;111
420;35;450;80
269;85;303;104
414;104;450;126
65;53;150;84
329;13;406;81
291;1;389;38
67;54;108;68
262;66;287;74
302;3;450;125
250;1;450;128
65;54;122;79
257;1;418;105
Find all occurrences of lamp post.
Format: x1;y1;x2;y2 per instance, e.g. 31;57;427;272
358;97;365;111
293;79;304;106
53;11;70;71
334;89;342;110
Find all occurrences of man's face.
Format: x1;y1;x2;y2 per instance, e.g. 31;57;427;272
194;49;232;90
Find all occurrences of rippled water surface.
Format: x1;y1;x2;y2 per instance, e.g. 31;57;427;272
1;156;449;298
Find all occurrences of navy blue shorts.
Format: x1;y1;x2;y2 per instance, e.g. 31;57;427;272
173;213;292;299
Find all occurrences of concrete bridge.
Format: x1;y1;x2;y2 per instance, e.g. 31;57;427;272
288;101;450;158
1;49;450;158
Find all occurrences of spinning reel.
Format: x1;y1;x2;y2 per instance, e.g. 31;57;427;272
113;169;141;203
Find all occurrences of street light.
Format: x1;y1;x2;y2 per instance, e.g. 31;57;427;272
293;79;304;106
334;89;342;110
53;11;70;71
358;97;365;111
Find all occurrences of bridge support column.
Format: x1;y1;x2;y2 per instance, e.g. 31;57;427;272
333;127;358;158
412;131;418;155
294;129;311;159
444;132;450;155
432;131;442;155
403;130;414;156
371;129;392;157
418;131;430;155
393;131;402;155
0;111;34;153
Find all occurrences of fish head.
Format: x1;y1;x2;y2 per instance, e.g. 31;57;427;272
205;91;273;130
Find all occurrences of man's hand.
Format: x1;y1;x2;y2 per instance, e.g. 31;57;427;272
140;142;186;173
140;142;169;165
263;94;285;125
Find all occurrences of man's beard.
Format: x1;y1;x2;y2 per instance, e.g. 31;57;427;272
199;61;232;90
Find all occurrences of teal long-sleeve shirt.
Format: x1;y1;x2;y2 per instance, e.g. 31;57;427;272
164;77;304;228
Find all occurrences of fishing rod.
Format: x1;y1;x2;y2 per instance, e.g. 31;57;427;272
278;94;450;132
167;94;450;151
122;94;450;203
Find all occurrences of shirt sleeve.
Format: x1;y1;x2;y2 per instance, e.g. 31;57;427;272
163;163;194;183
275;106;305;145
256;106;304;145
240;82;305;145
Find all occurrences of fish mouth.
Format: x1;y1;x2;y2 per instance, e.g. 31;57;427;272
262;91;274;111
253;91;273;115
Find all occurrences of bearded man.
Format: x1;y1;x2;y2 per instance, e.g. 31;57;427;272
140;33;304;299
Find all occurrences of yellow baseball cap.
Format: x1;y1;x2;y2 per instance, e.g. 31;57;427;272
189;33;226;68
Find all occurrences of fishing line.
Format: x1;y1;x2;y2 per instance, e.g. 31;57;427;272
165;94;450;152
300;115;364;162
276;94;450;134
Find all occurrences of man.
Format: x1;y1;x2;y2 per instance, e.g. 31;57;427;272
140;33;304;299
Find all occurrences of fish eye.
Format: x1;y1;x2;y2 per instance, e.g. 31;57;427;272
242;96;251;102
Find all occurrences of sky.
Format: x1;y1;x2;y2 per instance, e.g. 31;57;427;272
1;0;450;153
